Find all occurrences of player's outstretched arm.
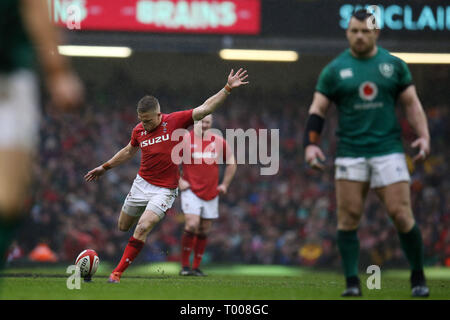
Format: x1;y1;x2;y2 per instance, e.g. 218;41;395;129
192;68;249;121
84;143;139;182
398;85;430;163
303;92;330;171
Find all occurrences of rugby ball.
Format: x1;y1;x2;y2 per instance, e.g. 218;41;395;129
75;249;99;278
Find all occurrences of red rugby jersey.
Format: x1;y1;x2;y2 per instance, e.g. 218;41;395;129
130;109;193;189
182;130;233;200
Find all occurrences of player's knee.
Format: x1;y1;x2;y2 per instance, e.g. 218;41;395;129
390;207;414;232
185;222;198;234
338;207;362;229
197;225;211;236
386;199;410;217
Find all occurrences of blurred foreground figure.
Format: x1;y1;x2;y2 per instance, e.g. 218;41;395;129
0;0;83;270
303;9;430;297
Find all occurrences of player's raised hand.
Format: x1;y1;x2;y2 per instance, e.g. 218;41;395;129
305;145;326;171
84;166;106;182
411;136;430;163
227;68;249;89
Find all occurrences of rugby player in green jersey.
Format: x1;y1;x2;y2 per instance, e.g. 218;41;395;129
303;9;430;297
0;0;83;270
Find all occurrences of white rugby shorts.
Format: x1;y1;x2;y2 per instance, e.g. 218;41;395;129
181;188;219;219
122;174;178;219
335;153;411;188
0;70;40;152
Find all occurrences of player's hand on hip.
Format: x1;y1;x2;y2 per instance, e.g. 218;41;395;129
47;71;84;111
178;178;190;191
305;145;326;171
411;137;430;163
227;68;249;89
217;184;228;195
84;166;106;182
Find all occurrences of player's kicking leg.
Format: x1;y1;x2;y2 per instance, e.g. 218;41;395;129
374;181;429;297
335;179;370;297
108;209;161;283
108;177;177;283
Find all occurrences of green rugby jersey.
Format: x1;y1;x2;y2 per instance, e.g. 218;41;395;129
315;46;413;157
0;0;35;73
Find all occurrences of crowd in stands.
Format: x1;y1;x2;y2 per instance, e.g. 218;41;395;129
9;73;450;271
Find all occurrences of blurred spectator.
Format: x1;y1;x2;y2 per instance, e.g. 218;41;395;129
29;241;58;263
6;241;24;263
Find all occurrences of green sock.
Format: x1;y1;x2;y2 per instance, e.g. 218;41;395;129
0;215;21;271
337;229;360;278
398;223;424;272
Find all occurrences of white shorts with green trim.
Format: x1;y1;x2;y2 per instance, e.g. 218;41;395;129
122;174;178;219
335;153;411;188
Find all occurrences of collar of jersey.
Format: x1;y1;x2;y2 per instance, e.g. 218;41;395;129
146;114;166;133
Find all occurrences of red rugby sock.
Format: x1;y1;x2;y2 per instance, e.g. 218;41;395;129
112;236;145;274
192;234;207;270
181;230;196;268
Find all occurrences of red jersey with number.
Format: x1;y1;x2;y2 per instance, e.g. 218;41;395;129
130;109;194;189
182;130;233;200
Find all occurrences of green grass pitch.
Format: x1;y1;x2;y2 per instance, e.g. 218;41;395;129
0;263;449;300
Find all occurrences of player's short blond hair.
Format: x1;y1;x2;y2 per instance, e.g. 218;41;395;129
137;95;160;113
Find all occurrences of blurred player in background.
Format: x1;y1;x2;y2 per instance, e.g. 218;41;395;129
0;0;83;270
84;69;248;283
178;114;236;276
303;9;430;297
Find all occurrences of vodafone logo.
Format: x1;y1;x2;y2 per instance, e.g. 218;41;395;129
359;81;378;101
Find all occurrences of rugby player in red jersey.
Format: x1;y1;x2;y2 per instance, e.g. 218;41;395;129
84;69;248;283
178;114;236;276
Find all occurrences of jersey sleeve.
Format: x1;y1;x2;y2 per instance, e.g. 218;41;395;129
171;109;194;129
397;59;413;93
130;127;139;147
315;64;336;101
